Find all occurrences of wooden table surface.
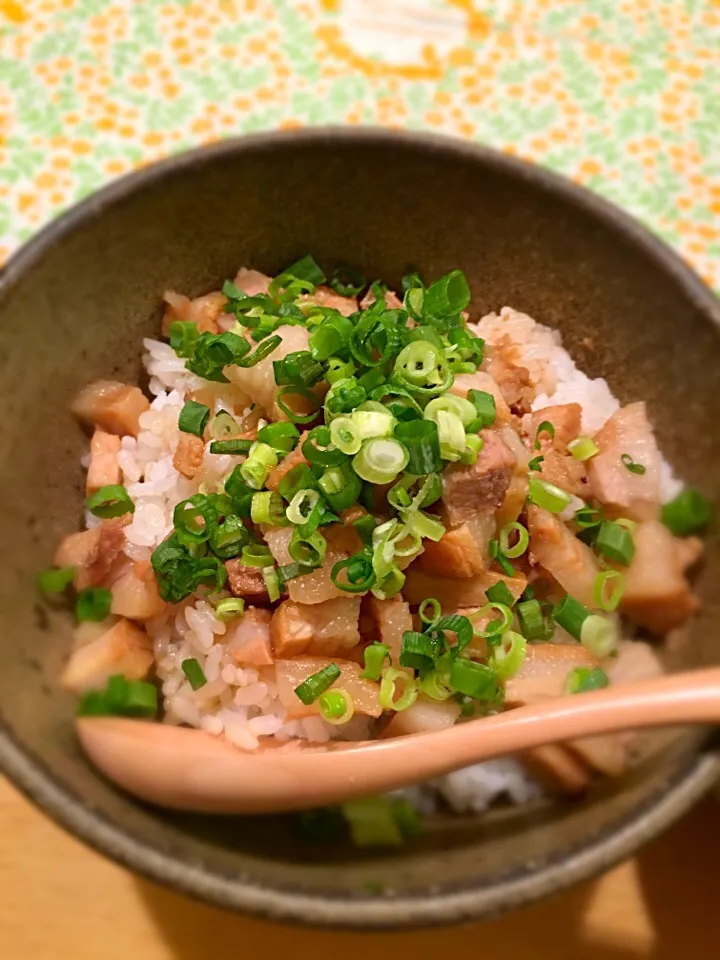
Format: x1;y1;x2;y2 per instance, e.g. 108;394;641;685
2;777;719;959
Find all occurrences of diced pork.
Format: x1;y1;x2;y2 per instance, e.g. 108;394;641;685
587;402;661;520
264;527;354;604
363;594;412;660
383;695;461;737
227;607;273;666
161;290;227;336
269;597;361;658
299;285;358;317
234;267;272;296
605;639;664;686
225;560;271;605
226;325;316;420
71;380;149;438
359;288;403;310
525;404;583;451
419;516;493;578
403;566;526;610
567;736;627;777
86;429;122;495
620;520;701;634
527;505;600;607
535;448;587;497
173;433;205;480
53;518;128;591
522;745;590;794
110;560;166;620
504;642;599;705
61;617;153;694
441;429;516;526
449;371;512;425
484;337;534;413
265;431;310;492
275;656;381;719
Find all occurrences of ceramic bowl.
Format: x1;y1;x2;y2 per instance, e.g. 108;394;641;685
1;129;719;928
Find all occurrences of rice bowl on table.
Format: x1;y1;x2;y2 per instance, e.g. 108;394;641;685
41;253;712;843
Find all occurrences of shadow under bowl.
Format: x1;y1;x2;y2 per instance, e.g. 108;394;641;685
1;128;720;928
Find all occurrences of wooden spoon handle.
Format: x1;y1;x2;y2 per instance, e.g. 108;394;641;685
78;668;720;813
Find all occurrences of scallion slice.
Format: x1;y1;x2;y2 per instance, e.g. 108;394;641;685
448;659;498;701
77;674;158;718
498;521;529;559
75;586;112;623
565;666;610;695
294;663;341;705
262;565;281;602
318;688;354;725
239;441;278;490
379;668;418;712
302;426;348;467
182;658;207;690
661;488;712;536
580;614;618;657
517;598;553;641
593;570;625;612
250;491;284;525
534;420;555;449
553;593;591;641
528;476;572;514
37;565;76;593
209;438;254;455
490;630;527;680
353;438;409;485
173;494;218;545
528;455;544;471
418;669;454;701
86;484;135;519
361;642;391;681
393;420;441;475
289;527;327;568
621;453;646;475
399;631;441;671
331;553;375;593
209;411;240;441
257;421;300;453
484;580;516;608
215;598;245;621
468;389;496;428
286;488;320;525
276;385;322;424
208;514;250;559
418;597;442;627
178;400;210;437
341;796;403;847
595;521;635;566
241;544;273;567
568;436;599;461
473;602;513;639
422;269;470;317
329;416;362;455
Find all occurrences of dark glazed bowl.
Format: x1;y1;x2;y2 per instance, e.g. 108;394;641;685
1;129;720;928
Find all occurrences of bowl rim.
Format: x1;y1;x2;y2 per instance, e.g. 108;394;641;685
2;127;719;928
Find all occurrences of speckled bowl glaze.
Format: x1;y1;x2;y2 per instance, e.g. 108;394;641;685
1;129;719;929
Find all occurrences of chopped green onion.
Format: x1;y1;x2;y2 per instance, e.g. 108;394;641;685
329;416;362;455
593;570;625;612
232;334;282;367
325;357;356;383
473;602;513;639
277;562;313;584
331;553;375;593
209;514;250;558
485;580;516;608
399;631;441;671
318;688;354;725
86;484;135;519
341;796;403;847
281;253;326;286
379;668;418;712
262;565;281;602
615;517;637;533
75;586;112;622
276;385;322;424
151;533;227;602
393;420;441;475
423;269;470;317
178;400;210;437
168;320;199;358
517;598;553;641
352;407;396;441
353;514;377;545
289;527;327;567
661;489;712;536
460;433;484;465
575;505;604;530
302;426;348;467
449;659;499;701
490;630;527;680
425;394;477;426
77;674;158;718
393;340;453;397
286;488;320;525
350;311;401;368
528;455;544;471
499;521;529;559
405;509;445;542
318;464;363;512
330;263;366;298
241;544;273;567
621;453;646;475
182;658;207;690
468;389;496;428
257;421;300;453
273;350;324;387
215;598;245;621
553;593;591;641
353;438;409;485
528;476;573;514
566;666;610;694
294;662;341;705
431;409;466;461
488;538;516;577
595;521;635;566
581;614;618;657
186;331;250;382
37;565;76;593
173;494;218;545
361;642;391;681
209;438;254;455
419;669;454;701
209;411;239;441
568;436;599;461
239;441;278;489
534;420;555;449
250;491;284;525
224;466;254;517
418;597;442;627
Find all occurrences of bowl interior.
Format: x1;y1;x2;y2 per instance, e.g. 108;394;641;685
1;130;720;926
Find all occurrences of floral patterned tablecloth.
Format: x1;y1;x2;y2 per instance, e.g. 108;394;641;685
0;0;718;287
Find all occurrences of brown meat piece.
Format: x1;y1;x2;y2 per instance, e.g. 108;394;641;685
620;520;701;634
161;290;227;337
526;404;583;451
363;594;413;661
299;285;358;317
535;448;588;497
54;517;128;591
504;642;600;706
485;337;534;413
270;597;361;658
449;370;512;426
419;516;493;578
234;267;272;296
61;617;153;694
527;505;600;607
71;380;149;438
403;566;526;610
227;607;273;666
173;433;205;479
86;429;122;495
225;560;270;604
441;428;516;526
110;559;166;620
522;745;590;795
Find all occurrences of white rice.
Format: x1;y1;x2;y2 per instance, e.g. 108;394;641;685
87;306;681;815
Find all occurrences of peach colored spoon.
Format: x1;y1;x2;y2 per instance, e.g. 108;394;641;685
77;667;720;814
